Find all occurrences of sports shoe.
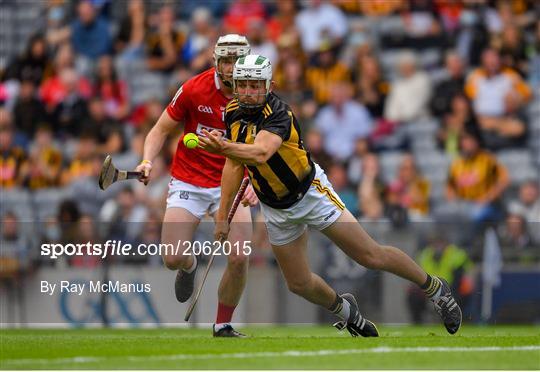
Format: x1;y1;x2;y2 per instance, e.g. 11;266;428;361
174;263;197;303
333;293;379;337
432;277;462;335
213;324;247;338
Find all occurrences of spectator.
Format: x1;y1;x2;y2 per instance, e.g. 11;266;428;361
134;154;169;213
304;129;333;172
60;132;98;185
247;18;278;66
223;0;266;36
436;93;478;157
407;232;473;324
314;82;373;161
387;154;430;220
327;163;359;216
27;124;62;189
358;153;386;220
69;214;101;267
508;180;540;242
4;34;52;84
430;51;466;118
496;24;529;77
94;55;130;120
57;199;81;246
0;211;31;275
355;55;389;120
71;0;112;60
358;0;404;17
68;153;114;218
100;186;148;242
442;128;510;225
51;68;89;138
465;48;532;150
346;138;371;186
13;79;48;139
0;117;28;189
114;0;146;59
273;56;316;123
266;0;299;43
295;0;347;54
401;0;444;49
182;7;216;67
0;211;32;320
145;5;185;72
306;41;351;105
132;212;163;266
82;96;123;154
498;213;538;263
455;7;489;67
40;44;92;111
384;51;432;123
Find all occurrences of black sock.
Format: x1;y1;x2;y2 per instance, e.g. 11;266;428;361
421;274;441;298
329;293;343;314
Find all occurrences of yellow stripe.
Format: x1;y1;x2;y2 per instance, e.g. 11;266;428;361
247;169;262;194
230;121;240;142
312;179;344;210
258;162;289;198
265;103;272;114
312;179;344;209
226;105;239;113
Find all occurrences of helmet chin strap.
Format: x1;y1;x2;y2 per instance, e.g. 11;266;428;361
222;80;233;88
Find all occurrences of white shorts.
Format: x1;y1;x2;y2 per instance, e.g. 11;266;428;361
259;164;344;246
166;177;221;219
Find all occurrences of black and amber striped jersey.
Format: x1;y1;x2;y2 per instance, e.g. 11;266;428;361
225;93;315;209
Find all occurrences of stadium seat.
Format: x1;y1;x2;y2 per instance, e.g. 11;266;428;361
32;188;71;221
497;150;539;184
380;151;405;181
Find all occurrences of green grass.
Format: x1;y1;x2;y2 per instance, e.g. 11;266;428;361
1;325;539;370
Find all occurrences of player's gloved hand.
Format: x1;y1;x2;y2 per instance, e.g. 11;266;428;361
214;219;230;243
241;184;259;207
135;159;152;185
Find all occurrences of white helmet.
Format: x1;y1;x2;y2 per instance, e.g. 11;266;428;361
233;54;272;110
214;34;250;87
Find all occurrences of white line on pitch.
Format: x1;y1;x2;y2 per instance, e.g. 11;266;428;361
2;345;539;366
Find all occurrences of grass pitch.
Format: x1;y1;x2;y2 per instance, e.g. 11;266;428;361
1;325;539;370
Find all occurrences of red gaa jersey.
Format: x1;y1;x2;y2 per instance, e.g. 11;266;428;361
166;68;230;188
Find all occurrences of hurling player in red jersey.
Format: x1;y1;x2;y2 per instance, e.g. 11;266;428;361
135;34;257;337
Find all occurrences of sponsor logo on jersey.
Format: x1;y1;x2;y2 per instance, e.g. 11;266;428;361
196;123;226;137
198;105;214;114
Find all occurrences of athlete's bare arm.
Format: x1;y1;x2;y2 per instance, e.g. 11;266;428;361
136;110;180;182
198;129;282;166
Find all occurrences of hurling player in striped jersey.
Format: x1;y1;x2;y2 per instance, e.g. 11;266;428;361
199;55;463;337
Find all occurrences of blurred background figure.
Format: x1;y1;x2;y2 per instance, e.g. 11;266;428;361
314;82;372;162
407;231;473;324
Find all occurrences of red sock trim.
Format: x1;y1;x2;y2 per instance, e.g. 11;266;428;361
216;302;236;324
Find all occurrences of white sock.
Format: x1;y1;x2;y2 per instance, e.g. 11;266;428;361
336;298;351;321
183;255;197;273
214;322;230;332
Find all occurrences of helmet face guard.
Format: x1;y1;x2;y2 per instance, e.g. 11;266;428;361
214;34;250;87
233;55;272;111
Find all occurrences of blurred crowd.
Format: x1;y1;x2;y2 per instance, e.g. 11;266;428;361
1;0;539;275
